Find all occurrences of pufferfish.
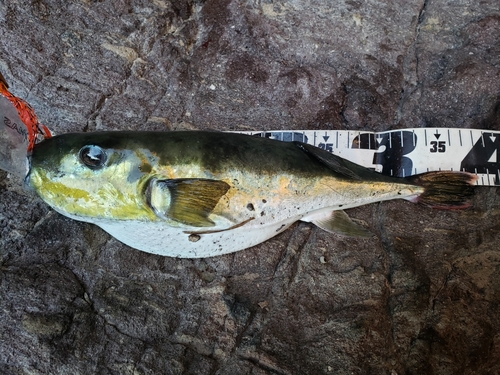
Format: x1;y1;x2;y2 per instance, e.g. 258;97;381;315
26;131;476;258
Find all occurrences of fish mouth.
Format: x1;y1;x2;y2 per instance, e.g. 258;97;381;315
23;156;34;190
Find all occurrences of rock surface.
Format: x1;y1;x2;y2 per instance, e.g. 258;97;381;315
1;0;500;374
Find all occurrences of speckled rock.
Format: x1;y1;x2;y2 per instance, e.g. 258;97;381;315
1;0;500;374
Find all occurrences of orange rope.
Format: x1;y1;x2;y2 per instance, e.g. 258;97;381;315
0;73;52;152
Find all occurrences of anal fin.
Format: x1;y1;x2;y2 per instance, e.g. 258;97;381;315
309;210;373;238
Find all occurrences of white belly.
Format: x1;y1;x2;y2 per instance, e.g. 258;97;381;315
95;216;300;258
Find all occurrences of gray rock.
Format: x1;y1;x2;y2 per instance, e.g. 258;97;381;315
1;0;500;374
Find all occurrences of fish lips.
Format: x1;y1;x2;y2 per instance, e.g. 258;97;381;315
23;156;34;190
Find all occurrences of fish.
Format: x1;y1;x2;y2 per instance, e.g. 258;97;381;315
26;130;476;258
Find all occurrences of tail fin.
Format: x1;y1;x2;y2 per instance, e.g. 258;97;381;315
406;171;478;209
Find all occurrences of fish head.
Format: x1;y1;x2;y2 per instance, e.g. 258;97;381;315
27;132;158;221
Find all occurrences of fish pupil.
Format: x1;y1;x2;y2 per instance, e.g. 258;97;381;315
79;145;107;169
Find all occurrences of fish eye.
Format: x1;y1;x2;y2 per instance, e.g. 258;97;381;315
79;145;107;169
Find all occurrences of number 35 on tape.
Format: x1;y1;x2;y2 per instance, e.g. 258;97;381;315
238;129;500;186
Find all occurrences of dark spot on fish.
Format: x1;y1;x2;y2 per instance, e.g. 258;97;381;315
140;162;152;173
339;205;343;207
276;224;286;232
260;211;265;216
246;203;255;211
397;191;402;195
262;199;267;203
189;234;201;242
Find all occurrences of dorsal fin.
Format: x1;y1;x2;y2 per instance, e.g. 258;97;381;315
295;142;394;182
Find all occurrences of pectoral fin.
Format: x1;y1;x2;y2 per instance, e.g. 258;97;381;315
146;178;230;227
306;210;373;238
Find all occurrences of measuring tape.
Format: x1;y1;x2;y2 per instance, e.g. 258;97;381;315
236;129;500;186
